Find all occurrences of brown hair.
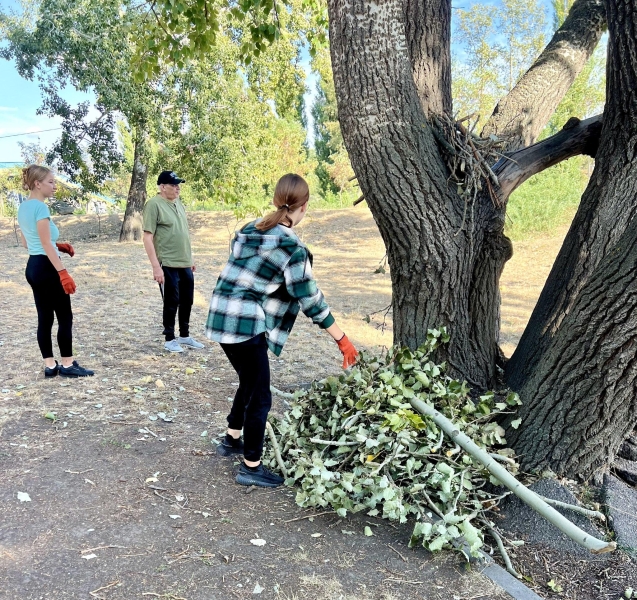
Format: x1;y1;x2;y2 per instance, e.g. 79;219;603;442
22;165;53;191
256;174;310;231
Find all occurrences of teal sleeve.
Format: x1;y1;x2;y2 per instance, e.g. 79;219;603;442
35;202;51;221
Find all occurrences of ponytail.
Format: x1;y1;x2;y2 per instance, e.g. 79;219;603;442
22;165;52;191
256;174;310;231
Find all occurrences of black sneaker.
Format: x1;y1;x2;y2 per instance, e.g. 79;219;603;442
236;462;284;488
44;361;59;378
216;434;244;457
59;361;94;378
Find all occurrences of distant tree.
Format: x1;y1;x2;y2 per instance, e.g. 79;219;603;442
453;0;547;125
1;0;170;240
17;141;47;166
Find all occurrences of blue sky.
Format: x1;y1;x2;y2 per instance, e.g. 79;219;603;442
0;56;94;161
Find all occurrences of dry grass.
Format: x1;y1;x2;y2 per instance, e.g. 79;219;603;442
0;207;525;600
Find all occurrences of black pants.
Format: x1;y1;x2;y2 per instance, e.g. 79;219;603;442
25;255;73;358
220;334;272;462
162;266;194;341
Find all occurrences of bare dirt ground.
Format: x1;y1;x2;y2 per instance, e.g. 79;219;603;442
0;208;633;599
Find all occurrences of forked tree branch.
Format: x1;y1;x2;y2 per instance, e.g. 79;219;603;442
482;0;606;151
493;114;603;203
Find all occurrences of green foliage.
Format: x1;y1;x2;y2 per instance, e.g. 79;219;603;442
131;0;328;78
0;167;22;217
264;329;522;557
505;156;590;240
0;0;158;191
453;0;547;125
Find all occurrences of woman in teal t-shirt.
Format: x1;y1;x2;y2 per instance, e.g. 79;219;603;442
17;165;94;378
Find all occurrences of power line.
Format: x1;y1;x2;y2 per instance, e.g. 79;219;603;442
0;127;63;140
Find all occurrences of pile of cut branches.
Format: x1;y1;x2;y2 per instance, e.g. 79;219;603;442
263;328;522;557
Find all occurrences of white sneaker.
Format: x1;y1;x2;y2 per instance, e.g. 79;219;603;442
177;336;205;349
164;339;185;353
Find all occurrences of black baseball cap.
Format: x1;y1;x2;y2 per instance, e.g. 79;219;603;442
157;170;186;185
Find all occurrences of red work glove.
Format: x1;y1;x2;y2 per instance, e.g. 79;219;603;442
56;242;75;257
336;334;358;369
58;269;76;294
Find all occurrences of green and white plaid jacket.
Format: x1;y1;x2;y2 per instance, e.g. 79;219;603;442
205;222;334;356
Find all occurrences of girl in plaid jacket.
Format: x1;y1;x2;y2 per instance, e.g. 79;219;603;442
206;174;358;488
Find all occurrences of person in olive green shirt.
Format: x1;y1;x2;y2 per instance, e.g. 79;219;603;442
142;171;205;353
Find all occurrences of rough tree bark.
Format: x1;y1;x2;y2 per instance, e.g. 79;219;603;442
505;0;637;478
404;0;451;115
119;129;149;242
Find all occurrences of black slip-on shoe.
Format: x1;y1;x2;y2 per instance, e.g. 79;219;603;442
216;435;244;457
44;361;59;378
59;361;94;378
236;463;284;488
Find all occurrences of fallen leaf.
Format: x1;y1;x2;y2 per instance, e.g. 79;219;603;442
145;477;159;483
155;379;165;388
364;526;374;537
310;533;322;538
17;492;31;502
250;539;266;546
140;376;152;384
185;368;195;375
253;583;264;594
44;412;56;420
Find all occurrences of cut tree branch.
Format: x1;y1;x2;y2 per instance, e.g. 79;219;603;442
482;0;606;151
409;395;616;554
493;114;603;203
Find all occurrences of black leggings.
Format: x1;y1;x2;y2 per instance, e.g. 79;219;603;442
162;266;194;341
220;334;272;462
25;255;73;358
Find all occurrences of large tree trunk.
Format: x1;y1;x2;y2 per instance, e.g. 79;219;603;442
326;0;603;390
506;0;637;479
119;129;149;242
327;0;504;387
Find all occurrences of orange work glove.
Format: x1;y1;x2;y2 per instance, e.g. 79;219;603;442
336;334;358;369
56;242;75;257
58;269;76;294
